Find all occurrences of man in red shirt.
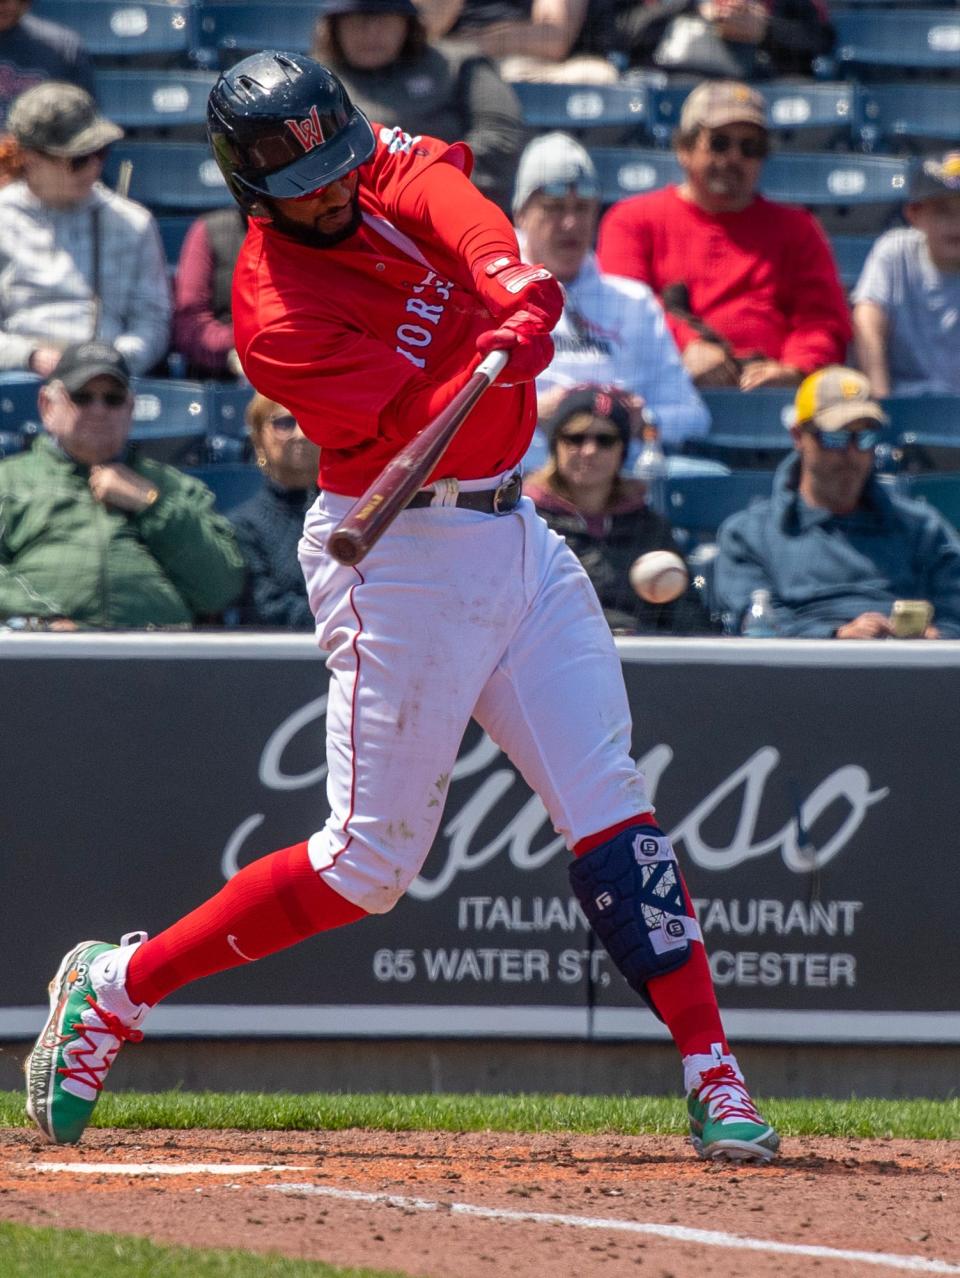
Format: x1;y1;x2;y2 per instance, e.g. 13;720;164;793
24;52;778;1166
597;80;851;391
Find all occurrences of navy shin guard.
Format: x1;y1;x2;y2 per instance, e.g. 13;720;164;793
568;824;701;1013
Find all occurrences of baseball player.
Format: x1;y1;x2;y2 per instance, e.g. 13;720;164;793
25;51;778;1164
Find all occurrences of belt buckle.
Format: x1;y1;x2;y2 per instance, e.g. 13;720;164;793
492;470;522;515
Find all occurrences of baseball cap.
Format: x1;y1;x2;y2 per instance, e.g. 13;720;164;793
51;342;132;394
7;82;123;157
512;131;600;215
545;384;634;451
908;150;960;203
319;0;417;12
792;366;888;432
679;81;767;133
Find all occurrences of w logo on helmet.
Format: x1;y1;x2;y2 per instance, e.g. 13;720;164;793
285;104;325;152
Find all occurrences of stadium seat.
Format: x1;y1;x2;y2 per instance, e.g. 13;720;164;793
684;390;795;468
665;471;775;546
206;381;253;438
759;152;911;233
94;69;217;136
830;10;960;76
193;0;319;67
857;83;960;153
0;376;42;441
511;82;650;143
184;462;263;513
884;395;960;471
898;474;960;530
830;233;876;290
647;82;856;150
129;378;209;464
157;215;196;269
103;142;229;211
32;0;196;61
591;147;682;204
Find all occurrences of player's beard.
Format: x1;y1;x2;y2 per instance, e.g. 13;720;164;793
266;189;363;249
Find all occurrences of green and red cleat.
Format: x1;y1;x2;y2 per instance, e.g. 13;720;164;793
686;1051;780;1163
25;936;148;1145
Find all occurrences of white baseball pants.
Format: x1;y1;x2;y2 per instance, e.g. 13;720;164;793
298;480;651;913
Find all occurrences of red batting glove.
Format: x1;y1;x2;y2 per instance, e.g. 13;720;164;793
473;254;564;327
476;309;555;385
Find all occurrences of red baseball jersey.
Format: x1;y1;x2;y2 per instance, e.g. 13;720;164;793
232;125;535;496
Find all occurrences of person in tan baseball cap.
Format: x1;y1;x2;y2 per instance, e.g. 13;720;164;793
596;77;850;394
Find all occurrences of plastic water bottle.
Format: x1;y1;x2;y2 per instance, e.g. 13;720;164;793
741;588;779;638
633;420;667;515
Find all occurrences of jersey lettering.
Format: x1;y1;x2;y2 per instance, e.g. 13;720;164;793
405;299;444;324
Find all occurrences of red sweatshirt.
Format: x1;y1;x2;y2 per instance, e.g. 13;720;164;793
596;186;851;373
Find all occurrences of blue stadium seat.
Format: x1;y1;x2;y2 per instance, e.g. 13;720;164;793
94;69;217;134
206;381;253;438
32;1;196;60
857;83;960;152
591;147;681;203
193;0;319;67
130;378;209;464
684;390;795;467
647;82;856;149
156;214;196;269
759;151;911;233
0;376;43;441
665;471;775;545
511;82;650;142
831;10;960;75
184;463;263;513
885;395;960;471
830;233;876;290
898;474;960;530
103;142;229;211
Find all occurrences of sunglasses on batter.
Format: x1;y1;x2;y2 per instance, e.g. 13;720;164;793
706;133;768;160
805;425;882;452
557;431;622;450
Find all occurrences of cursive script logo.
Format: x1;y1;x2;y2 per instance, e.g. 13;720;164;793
285;105;325;152
220;700;889;897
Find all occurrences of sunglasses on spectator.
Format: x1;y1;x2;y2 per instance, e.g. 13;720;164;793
267;414;298;432
537;179;601;201
68;388;127;408
706;133;768;160
557;431;622;450
806;425;882;452
42;148;109;171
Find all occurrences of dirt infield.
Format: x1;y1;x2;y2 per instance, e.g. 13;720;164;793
1;1127;958;1276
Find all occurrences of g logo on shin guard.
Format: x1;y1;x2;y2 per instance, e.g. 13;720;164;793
568;824;701;1011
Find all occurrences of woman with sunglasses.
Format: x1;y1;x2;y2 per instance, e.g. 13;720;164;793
0;81;171;378
229;393;321;629
525;383;715;635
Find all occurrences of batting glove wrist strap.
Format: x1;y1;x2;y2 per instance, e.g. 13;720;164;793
473;254;564;327
568;824;701;1016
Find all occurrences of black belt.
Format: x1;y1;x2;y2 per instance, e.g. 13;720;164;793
407;470;522;515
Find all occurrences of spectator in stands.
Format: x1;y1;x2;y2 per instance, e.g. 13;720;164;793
0;82;171;377
415;0;617;83
0;0;94;129
525;383;716;634
597;81;851;392
714;366;960;638
575;0;832;81
852;152;960;398
230;393;319;630
173;206;247;381
311;0;523;211
0;341;244;629
514;131;709;448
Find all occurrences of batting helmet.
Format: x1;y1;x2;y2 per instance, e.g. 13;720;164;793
207;50;376;212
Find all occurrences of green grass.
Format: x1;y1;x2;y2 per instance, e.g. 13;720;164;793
1;1090;958;1139
0;1222;405;1278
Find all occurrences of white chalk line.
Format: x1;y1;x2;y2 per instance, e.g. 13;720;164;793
267;1182;960;1276
26;1164;960;1275
30;1162;309;1176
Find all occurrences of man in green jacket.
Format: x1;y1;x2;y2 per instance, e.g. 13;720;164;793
0;341;245;628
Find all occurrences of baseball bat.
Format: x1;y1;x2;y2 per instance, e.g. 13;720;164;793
327;348;509;567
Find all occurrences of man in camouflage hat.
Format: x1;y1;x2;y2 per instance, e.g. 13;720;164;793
597;80;850;391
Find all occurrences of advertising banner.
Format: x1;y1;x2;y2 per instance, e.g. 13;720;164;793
3;636;958;1042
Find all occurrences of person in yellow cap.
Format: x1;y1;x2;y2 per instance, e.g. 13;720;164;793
713;365;960;638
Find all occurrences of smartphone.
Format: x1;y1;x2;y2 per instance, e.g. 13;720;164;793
889;599;933;639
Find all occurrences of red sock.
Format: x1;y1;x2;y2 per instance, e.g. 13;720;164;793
574;817;728;1060
126;841;366;1007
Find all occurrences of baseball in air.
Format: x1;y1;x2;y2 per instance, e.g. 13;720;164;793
629;550;689;604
